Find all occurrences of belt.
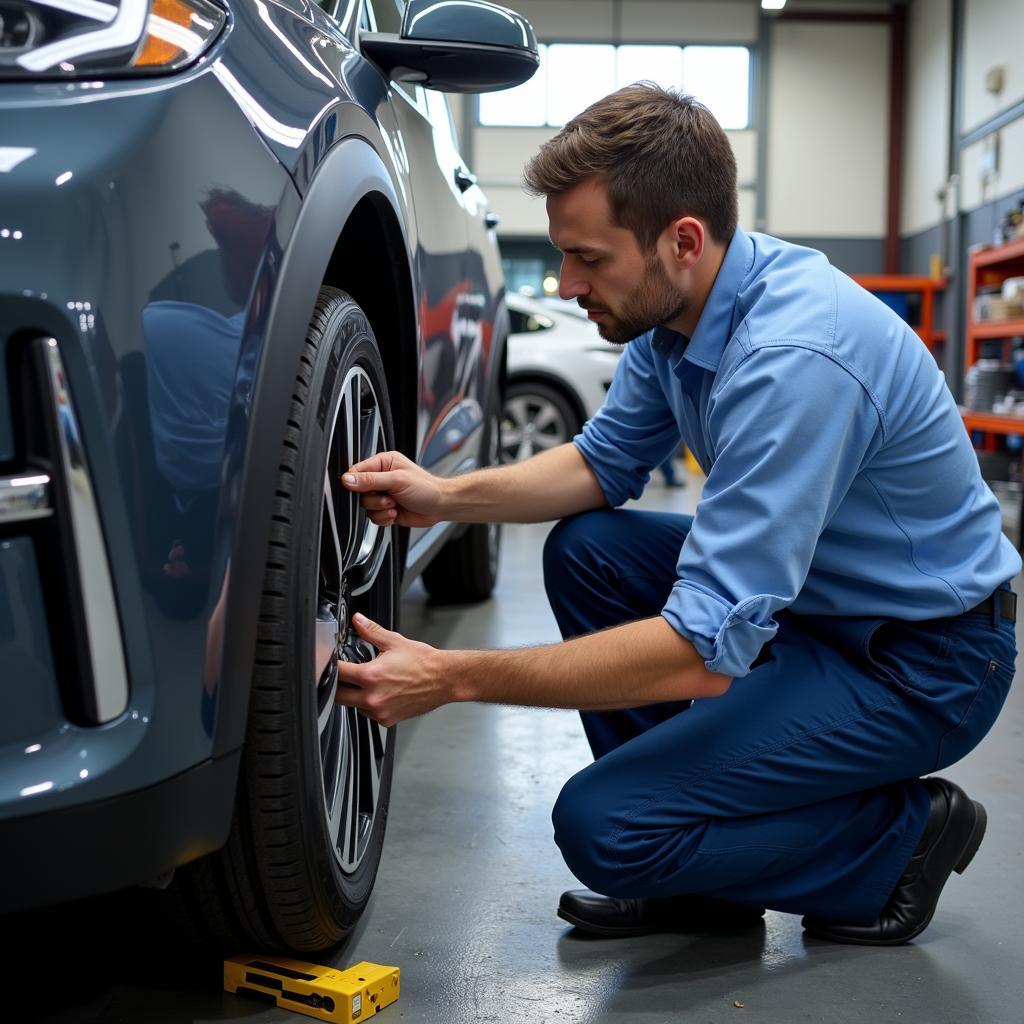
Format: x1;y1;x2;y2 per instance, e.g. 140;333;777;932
966;589;1017;622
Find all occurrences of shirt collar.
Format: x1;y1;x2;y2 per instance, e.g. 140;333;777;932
650;227;755;373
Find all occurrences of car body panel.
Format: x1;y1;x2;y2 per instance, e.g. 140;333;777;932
0;58;292;815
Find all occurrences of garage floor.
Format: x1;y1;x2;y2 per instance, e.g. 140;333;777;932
11;464;1024;1023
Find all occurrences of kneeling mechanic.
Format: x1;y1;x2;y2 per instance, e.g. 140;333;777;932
336;84;1020;946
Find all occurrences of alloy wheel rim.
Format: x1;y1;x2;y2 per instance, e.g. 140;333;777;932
314;362;393;875
501;394;569;461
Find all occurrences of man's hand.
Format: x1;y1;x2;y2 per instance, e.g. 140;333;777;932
342;450;446;528
336;613;454;726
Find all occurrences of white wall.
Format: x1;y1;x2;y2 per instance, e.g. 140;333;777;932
901;0;1024;235
900;0;951;236
961;115;1024;211
766;20;890;238
959;0;1024;212
962;0;1024;136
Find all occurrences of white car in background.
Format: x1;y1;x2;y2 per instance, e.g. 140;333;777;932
502;293;624;461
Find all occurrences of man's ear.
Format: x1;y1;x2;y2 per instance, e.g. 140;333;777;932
669;216;705;270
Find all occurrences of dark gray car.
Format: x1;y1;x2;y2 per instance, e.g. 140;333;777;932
0;0;536;951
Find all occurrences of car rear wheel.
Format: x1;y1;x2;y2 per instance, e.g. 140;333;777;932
420;388;502;604
172;288;397;952
501;379;581;462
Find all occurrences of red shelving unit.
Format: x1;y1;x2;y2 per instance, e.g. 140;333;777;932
961;238;1024;548
965;238;1024;365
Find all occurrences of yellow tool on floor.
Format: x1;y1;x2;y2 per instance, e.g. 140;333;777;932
224;955;400;1023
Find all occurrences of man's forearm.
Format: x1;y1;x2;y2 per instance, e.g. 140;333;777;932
446;616;732;709
441;442;607;524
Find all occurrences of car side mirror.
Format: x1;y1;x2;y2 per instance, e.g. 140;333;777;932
361;0;539;93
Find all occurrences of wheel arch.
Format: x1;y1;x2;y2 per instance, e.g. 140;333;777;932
212;137;417;758
322;193;418;470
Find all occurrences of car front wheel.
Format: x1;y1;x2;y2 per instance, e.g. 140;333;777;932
173;288;398;952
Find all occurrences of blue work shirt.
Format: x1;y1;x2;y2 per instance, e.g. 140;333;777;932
574;227;1021;679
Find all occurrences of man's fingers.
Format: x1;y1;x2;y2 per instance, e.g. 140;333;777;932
341;469;404;494
351;612;400;649
361;494;396;511
337;657;369;687
346;450;408;476
345;452;392;475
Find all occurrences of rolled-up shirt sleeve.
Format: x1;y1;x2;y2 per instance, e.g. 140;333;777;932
663;344;883;678
573;336;681;507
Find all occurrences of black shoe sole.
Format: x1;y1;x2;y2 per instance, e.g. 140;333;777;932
557;905;767;938
556;906;658;937
804;797;988;947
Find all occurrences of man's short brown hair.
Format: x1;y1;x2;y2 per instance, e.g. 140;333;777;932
523;83;738;248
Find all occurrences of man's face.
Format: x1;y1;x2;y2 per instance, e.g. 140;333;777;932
547;178;690;344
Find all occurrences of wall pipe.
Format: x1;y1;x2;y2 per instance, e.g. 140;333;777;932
886;3;906;273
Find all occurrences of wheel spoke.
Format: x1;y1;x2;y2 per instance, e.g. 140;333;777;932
367;721;385;808
505;397;531;427
348;375;384;573
532;432;562;450
534;402;560;432
326;718;346;850
350;525;390;597
360;403;381;465
323;472;345;587
322;703;344;844
344;708;361;865
342;373;362;567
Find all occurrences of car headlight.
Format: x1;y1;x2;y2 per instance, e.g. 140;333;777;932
0;0;226;79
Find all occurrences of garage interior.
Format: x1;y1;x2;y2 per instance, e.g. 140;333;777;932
7;0;1024;1021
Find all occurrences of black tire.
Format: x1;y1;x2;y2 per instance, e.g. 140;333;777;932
501;379;582;463
170;288;399;952
420;388;503;604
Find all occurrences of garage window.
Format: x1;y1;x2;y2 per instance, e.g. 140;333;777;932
479;43;751;130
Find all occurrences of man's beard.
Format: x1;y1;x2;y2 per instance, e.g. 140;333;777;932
588;252;690;344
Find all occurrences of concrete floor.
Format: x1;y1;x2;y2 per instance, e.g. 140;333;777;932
10;465;1024;1023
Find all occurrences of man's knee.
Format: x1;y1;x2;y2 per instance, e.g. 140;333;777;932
542;509;616;594
551;768;624;894
552;765;706;898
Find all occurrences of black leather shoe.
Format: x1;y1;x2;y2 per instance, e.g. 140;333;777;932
802;777;987;946
558;889;766;938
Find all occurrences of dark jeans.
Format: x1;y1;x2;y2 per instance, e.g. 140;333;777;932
543;509;1016;921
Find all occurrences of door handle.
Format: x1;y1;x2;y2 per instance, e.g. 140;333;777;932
484;212;500;229
454;168;477;192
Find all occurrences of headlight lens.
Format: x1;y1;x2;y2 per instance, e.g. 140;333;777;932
0;0;226;79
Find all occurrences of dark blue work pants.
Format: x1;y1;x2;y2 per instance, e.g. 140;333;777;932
544;509;1016;921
